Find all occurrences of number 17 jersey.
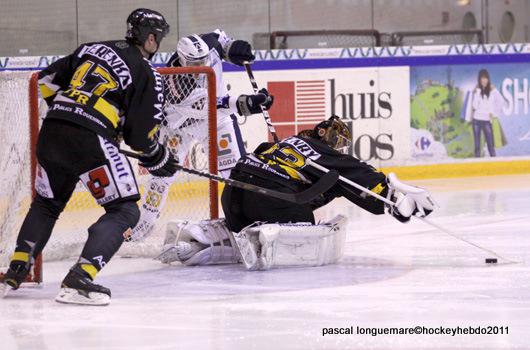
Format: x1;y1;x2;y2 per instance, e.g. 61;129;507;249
38;40;164;155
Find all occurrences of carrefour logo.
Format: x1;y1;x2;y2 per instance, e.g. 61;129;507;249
415;136;431;150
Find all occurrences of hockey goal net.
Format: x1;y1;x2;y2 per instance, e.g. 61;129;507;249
0;66;218;282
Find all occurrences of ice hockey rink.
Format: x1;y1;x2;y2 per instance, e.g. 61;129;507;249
1;174;529;350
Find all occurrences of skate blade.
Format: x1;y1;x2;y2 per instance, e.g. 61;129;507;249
55;287;110;306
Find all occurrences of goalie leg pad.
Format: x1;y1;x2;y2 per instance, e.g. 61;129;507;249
236;215;347;270
156;219;241;265
230;228;261;270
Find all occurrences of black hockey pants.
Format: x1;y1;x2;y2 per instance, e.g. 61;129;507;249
221;170;315;232
13;119;140;272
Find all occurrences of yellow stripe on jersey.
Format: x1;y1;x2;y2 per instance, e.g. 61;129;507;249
39;83;57;99
370;182;386;195
148;125;160;140
278;163;304;181
93;97;119;128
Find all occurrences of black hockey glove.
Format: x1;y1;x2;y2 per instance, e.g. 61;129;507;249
227;40;255;66
139;144;179;177
236;88;274;116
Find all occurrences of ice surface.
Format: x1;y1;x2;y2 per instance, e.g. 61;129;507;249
1;175;530;350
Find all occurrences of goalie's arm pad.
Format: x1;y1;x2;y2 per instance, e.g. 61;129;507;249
302;148;388;214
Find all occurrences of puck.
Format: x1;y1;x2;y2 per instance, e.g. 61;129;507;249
485;258;498;264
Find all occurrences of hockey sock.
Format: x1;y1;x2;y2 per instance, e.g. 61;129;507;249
16;194;66;259
80;201;139;270
79;262;98;280
10;251;30;265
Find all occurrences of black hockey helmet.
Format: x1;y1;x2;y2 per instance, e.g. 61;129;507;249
313;116;352;152
126;8;170;46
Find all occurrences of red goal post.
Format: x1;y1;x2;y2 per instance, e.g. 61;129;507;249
0;66;218;283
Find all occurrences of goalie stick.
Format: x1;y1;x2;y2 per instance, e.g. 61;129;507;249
120;149;338;204
304;158;517;264
243;72;515;265
243;61;280;143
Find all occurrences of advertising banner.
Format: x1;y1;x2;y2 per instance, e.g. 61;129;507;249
4;43;530;168
410;63;530;161
225;66;410;167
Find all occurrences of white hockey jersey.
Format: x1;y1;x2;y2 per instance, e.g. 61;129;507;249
167;29;238;114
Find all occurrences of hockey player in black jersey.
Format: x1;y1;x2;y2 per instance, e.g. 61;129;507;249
155;116;435;270
0;8;176;305
222;116;435;232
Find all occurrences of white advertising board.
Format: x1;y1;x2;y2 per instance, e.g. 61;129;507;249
224;66;410;168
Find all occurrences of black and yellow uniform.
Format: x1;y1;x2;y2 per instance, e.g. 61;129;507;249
222;135;388;232
1;8;174;305
8;40;165;287
39;40;164;154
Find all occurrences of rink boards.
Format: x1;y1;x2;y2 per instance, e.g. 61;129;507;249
2;43;530;178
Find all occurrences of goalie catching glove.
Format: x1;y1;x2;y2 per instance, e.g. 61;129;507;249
386;172;436;223
139;144;179;177
236;88;274;116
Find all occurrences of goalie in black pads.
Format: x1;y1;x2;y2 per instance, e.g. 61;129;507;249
157;116;435;270
0;8;177;305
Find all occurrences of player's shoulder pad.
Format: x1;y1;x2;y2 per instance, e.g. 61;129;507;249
199;32;223;53
284;135;329;159
213;29;231;43
295;135;328;149
253;141;275;154
111;40;132;51
211;29;233;53
82;40;130;51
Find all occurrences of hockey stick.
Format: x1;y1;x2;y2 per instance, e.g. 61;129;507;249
243;61;280;143
304;158;517;263
120;149;338;204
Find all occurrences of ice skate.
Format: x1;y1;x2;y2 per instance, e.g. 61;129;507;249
0;261;31;298
55;265;111;306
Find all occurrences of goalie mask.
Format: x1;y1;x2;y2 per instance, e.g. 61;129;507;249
313;116;352;153
126;8;170;46
177;35;211;67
